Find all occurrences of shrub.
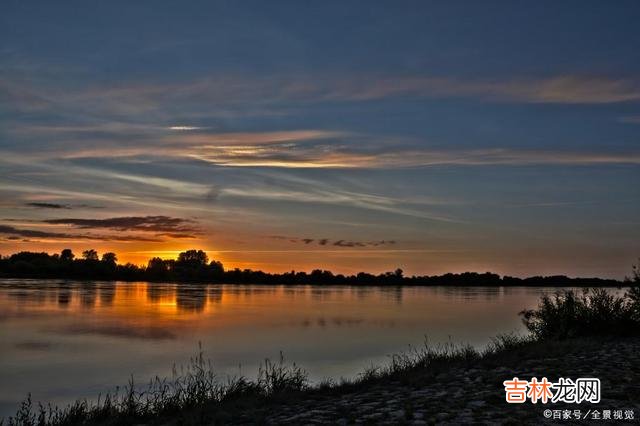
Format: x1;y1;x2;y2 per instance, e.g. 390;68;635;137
520;287;640;340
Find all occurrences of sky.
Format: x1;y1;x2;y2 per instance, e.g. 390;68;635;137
1;1;639;278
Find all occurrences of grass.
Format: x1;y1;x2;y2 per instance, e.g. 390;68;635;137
3;346;308;425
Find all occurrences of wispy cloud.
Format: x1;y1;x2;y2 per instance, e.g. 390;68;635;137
179;141;640;168
0;216;203;243
221;186;456;222
168;126;207;131
43;215;200;233
0;224;75;239
15;128;632;169
26;202;72;209
618;115;640;124
4;72;639;124
328;75;640;104
0;224;161;242
268;235;397;248
4;129;343;161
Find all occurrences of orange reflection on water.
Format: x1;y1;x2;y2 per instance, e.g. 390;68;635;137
2;281;235;340
3;278;575;419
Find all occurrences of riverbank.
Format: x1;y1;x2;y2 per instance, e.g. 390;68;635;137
161;337;640;425
8;336;638;425
267;337;640;424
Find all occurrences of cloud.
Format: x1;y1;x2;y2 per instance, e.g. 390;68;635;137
0;224;76;239
511;76;640;104
43;215;200;233
332;239;396;248
618;115;640;124
87;73;640;105
5;72;637;134
26;202;71;209
24;201;102;210
333;240;365;247
190;144;640;168
205;185;222;202
51;129;629;169
268;235;398;248
7;129;342;161
223;184;455;222
7;135;639;171
326;75;640;104
6;115;639;169
168;126;207;131
155;232;198;239
0;224;161;242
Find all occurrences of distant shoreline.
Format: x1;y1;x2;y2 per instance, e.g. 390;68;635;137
0;273;625;287
0;249;626;287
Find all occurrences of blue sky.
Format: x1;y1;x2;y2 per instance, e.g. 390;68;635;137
1;1;639;277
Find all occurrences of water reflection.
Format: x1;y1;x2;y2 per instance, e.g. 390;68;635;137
0;279;606;418
1;280;543;314
98;282;115;306
176;284;207;312
0;280;599;327
57;283;71;307
79;282;96;309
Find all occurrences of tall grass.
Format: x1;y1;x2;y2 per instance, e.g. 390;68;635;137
2;345;307;426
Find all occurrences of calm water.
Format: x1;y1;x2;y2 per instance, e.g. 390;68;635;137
0;279;580;416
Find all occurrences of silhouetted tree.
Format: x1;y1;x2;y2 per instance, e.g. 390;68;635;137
147;257;166;271
82;249;98;261
101;252;117;263
0;248;627;287
101;252;117;268
177;250;209;268
209;260;224;277
147;257;169;280
117;262;142;280
174;250;210;281
60;249;75;262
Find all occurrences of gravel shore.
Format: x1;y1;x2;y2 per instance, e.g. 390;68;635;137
216;338;640;425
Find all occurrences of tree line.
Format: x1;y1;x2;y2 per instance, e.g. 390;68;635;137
0;249;624;286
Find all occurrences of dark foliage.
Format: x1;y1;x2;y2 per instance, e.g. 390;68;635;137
0;249;623;286
520;263;640;339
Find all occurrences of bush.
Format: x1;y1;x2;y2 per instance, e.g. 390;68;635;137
520;287;640;340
